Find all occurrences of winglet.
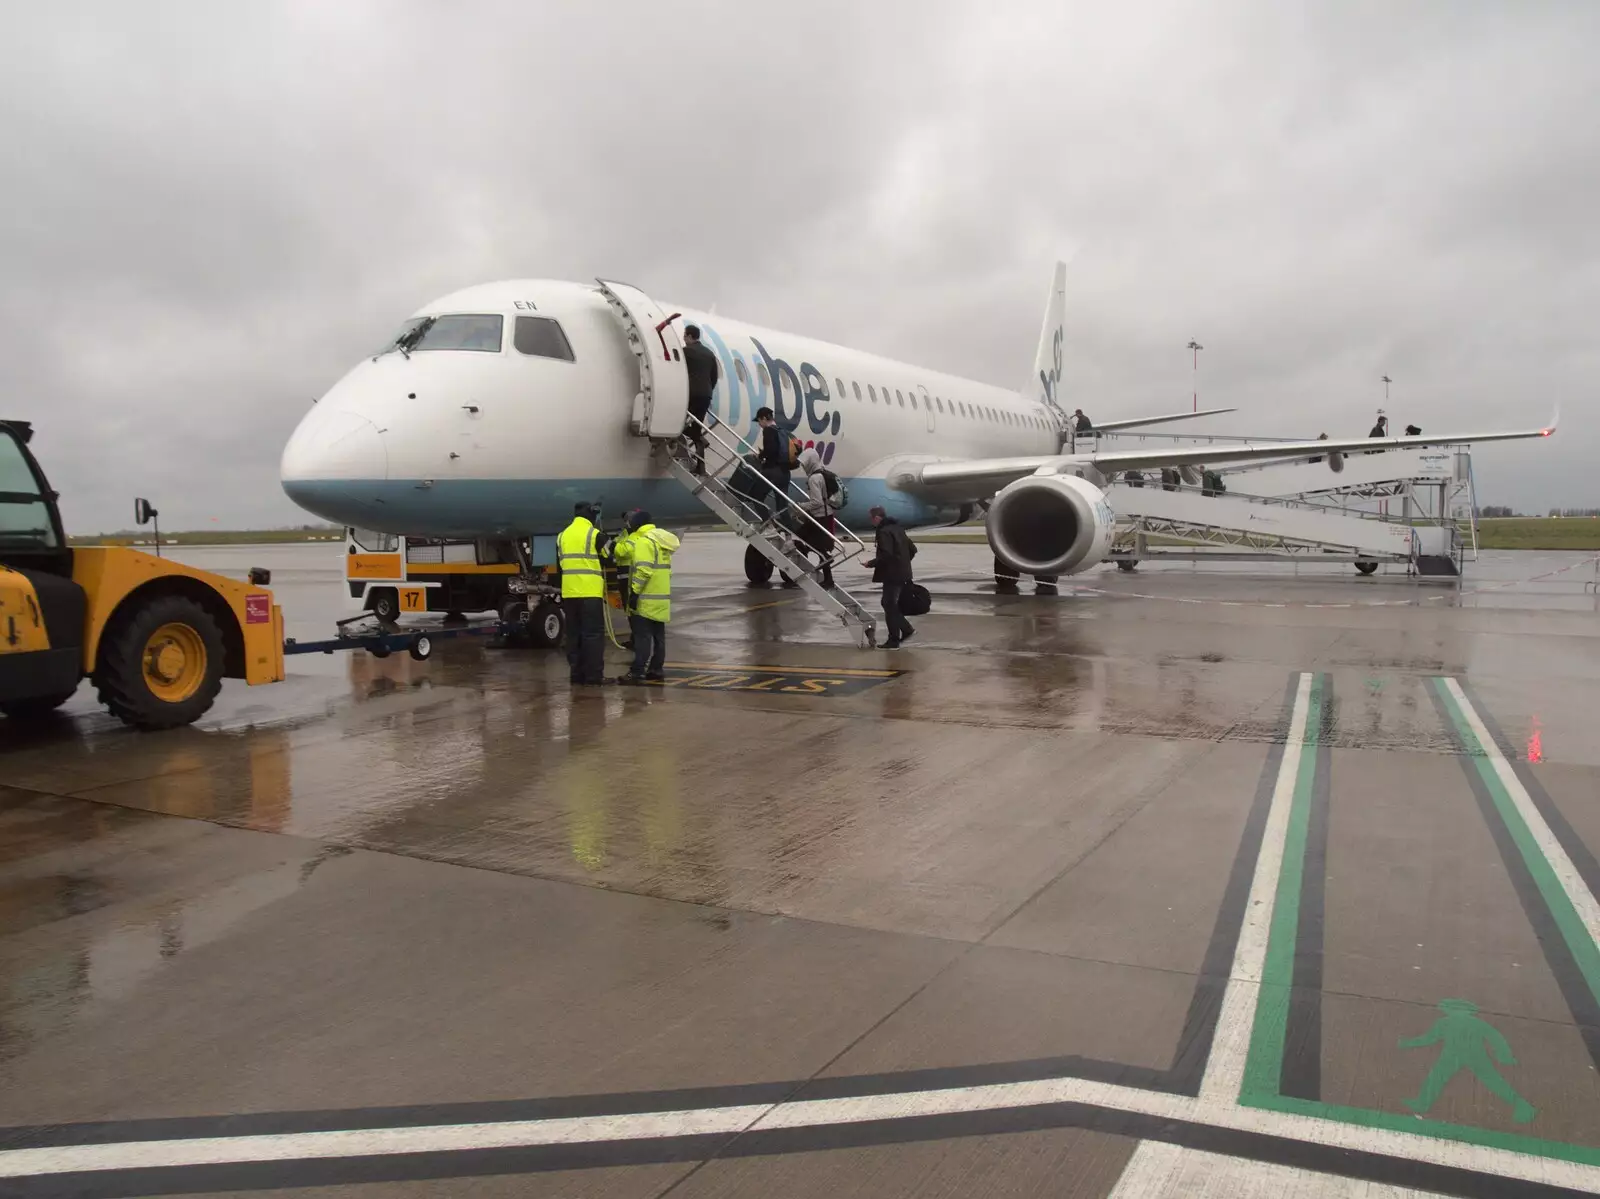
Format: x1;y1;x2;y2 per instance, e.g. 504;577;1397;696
1541;404;1559;436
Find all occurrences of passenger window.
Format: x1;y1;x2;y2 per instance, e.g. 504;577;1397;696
834;377;845;398
852;382;862;401
513;316;575;361
909;393;919;410
758;364;770;387
936;397;945;413
895;390;905;407
735;360;749;384
868;385;877;403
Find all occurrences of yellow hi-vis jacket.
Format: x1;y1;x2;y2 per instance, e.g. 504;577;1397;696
557;517;604;598
628;525;680;622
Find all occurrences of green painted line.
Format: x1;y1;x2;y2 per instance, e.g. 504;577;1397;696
1244;1092;1600;1168
1240;672;1325;1098
1432;678;1600;1007
1225;675;1600;1163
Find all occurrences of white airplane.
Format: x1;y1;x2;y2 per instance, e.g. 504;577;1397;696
280;264;1556;583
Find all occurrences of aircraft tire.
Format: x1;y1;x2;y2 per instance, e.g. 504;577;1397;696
1117;560;1138;573
528;600;565;648
745;546;773;585
1355;560;1379;576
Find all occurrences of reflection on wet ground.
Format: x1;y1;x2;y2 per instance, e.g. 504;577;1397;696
1;539;1598;1196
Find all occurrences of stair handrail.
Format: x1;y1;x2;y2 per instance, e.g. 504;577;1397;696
680;414;869;566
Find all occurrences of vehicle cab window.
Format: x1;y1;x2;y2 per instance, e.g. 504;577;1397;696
0;428;61;550
513;315;575;361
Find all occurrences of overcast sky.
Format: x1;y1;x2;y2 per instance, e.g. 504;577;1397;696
3;0;1593;532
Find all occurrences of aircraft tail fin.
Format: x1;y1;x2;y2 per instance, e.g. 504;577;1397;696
1028;261;1068;413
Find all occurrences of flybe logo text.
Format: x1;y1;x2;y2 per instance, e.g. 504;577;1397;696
695;323;844;442
1038;325;1064;410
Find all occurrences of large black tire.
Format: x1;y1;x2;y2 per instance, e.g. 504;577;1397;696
1354;560;1379;576
0;689;79;721
94;595;226;730
527;600;566;648
1116;560;1138;573
745;545;774;585
369;587;400;622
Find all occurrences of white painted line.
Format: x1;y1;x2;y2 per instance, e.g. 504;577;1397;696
1199;671;1313;1102
1109;1138;1455;1197
5;1076;1598;1191
0;1106;774;1179
1443;678;1600;948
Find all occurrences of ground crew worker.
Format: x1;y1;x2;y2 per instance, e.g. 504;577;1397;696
618;509;680;684
558;501;610;686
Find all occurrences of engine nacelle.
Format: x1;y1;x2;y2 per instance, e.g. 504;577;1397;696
985;472;1117;576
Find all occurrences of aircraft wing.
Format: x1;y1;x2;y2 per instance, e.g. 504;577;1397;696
900;415;1557;499
1087;406;1236;433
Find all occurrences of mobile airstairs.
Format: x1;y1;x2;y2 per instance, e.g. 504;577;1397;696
597;278;878;648
1100;435;1478;578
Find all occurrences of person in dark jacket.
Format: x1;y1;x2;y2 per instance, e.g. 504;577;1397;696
754;407;790;520
681;325;720;473
864;506;916;648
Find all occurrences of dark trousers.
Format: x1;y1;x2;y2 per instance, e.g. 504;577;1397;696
628;613;666;678
762;466;791;517
686;397;711;466
880;581;914;644
564;597;605;683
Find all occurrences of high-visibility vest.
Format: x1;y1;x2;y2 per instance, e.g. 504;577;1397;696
557;518;604;598
629;525;675;622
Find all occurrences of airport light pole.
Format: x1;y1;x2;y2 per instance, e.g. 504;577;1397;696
1187;340;1204;412
1382;374;1392;405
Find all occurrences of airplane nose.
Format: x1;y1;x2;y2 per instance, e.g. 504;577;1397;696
280;409;389;483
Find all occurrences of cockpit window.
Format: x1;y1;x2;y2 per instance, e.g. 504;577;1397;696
0;431;59;550
513;315;575;362
387;314;503;355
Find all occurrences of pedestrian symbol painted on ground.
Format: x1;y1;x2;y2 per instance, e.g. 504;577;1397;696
1398;999;1536;1124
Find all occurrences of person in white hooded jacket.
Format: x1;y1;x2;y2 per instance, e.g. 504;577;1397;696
794;447;837;589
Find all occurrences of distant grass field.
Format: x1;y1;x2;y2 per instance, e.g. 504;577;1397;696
70;529;344;547
1472;517;1600;551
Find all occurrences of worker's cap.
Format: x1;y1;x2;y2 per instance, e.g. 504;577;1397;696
755;407;774;421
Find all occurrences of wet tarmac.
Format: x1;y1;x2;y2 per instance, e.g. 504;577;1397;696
2;538;1598;1197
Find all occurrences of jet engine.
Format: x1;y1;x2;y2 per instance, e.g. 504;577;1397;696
985;472;1117;577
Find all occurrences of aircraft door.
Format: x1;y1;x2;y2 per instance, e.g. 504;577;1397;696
918;384;936;434
596;280;690;440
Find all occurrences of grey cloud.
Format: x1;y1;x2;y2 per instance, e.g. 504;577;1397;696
1;0;1592;531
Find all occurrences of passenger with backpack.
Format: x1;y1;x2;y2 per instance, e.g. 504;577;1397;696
796;447;843;588
754;407;794;521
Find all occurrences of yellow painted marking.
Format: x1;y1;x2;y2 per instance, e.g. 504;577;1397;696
664;662;897;679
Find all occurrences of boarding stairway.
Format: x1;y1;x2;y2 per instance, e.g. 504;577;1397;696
1106;479;1454;570
663;417;878;648
595;275;879;648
